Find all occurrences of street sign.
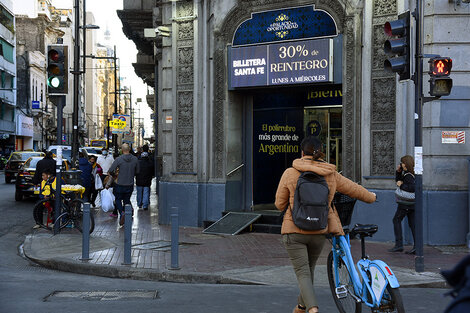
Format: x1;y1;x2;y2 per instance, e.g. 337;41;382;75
32;101;40;109
122;130;135;143
110;114;130;134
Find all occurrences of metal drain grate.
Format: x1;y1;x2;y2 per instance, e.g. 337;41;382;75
44;290;158;301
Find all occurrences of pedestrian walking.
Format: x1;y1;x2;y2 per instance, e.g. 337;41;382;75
275;136;376;313
97;147;114;175
89;155;103;208
78;152;93;202
135;152;154;210
108;143;140;226
32;151;56;186
388;155;416;254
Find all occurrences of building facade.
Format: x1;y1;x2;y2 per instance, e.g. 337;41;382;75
0;0;16;155
119;0;470;245
14;0;64;151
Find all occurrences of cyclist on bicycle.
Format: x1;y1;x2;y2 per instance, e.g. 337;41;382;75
275;136;376;313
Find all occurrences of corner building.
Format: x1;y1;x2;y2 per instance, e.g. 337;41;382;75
123;1;470;245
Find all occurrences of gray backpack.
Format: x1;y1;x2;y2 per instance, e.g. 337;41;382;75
292;171;330;230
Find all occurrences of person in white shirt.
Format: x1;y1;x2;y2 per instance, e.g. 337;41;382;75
97;148;114;175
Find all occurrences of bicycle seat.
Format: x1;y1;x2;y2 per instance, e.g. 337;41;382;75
350;223;378;237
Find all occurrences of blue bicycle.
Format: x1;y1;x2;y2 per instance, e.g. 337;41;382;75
327;194;405;313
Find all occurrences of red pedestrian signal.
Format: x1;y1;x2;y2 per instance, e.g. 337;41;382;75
429;58;452;76
428;57;453;97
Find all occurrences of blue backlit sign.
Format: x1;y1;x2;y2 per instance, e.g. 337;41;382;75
229;38;333;89
233;5;337;46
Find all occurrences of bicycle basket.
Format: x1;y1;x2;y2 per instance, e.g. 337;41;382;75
333;193;357;226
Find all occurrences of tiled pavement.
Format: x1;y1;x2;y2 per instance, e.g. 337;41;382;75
23;180;468;286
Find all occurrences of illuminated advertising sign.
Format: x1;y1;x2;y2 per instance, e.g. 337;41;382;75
229;38;333;89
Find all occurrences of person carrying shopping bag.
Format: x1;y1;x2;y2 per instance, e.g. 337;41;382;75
275;136;376;313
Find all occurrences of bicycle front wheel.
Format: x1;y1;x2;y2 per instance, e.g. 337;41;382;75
371;285;405;313
327;251;362;313
69;199;95;234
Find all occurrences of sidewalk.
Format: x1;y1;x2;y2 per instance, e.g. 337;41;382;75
22;183;466;288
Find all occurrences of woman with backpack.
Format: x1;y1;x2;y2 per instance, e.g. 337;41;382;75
275;136;376;313
388;155;416;254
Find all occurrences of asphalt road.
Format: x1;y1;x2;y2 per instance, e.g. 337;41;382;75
0;171;453;313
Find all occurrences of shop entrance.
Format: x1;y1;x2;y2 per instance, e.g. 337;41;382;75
304;106;342;171
250;86;342;211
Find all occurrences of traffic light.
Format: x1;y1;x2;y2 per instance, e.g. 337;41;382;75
47;45;68;94
428;57;453;97
384;11;411;81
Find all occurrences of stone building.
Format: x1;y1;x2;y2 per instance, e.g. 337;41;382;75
119;0;470;245
95;43;117;143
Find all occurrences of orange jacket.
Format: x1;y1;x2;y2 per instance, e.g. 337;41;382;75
275;156;376;235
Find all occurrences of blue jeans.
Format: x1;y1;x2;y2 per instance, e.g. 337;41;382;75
136;186;150;208
113;184;134;216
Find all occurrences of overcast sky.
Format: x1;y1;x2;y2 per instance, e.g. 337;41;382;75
52;0;153;137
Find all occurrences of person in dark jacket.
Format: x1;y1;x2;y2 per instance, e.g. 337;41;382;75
78;152;93;202
389;155;416;254
33;151;56;186
135;152;154;210
108;143;140;225
442;254;470;313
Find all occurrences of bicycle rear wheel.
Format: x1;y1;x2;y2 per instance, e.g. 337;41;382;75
327;251;362;313
33;199;53;231
371;285;404;313
69;199;95;233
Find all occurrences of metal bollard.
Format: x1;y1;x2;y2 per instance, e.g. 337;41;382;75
80;202;91;261
170;206;180;270
122;204;133;265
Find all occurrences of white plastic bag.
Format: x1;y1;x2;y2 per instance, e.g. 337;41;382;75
100;188;114;212
95;174;103;190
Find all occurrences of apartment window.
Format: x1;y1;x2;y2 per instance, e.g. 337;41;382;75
0;6;13;33
0;39;13;63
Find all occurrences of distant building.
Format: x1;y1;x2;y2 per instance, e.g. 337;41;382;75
0;0;16;154
14;0;63;151
84;11;99;143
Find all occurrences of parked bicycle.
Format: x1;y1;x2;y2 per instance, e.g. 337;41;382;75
33;190;95;233
327;193;405;313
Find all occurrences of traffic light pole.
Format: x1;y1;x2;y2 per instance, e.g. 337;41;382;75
50;95;65;235
71;0;80;166
113;45;118;156
413;0;424;273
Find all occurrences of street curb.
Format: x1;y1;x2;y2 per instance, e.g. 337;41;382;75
22;236;260;285
21;236;449;288
400;281;449;289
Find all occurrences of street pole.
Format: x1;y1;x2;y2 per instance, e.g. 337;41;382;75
154;61;159;194
414;0;424;272
52;95;65;235
113;45;118;156
71;0;80;166
107;118;110;150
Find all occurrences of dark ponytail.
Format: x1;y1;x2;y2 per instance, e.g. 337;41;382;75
301;136;325;160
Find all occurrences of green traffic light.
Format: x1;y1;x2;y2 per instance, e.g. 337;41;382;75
48;77;61;88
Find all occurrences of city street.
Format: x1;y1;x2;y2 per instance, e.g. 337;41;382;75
0;171;453;313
